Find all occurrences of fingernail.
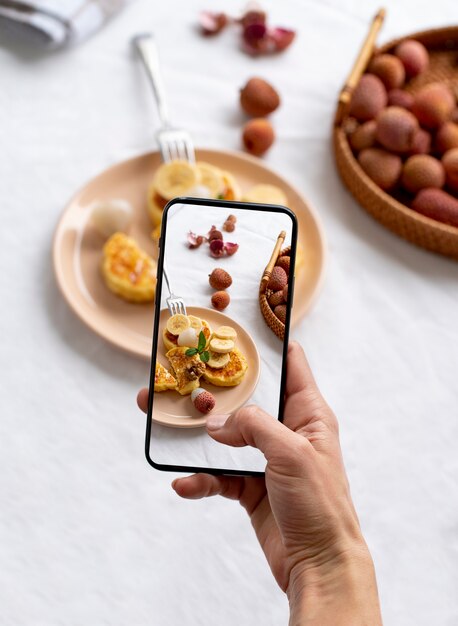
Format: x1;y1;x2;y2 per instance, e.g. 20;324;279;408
171;479;178;489
206;414;229;431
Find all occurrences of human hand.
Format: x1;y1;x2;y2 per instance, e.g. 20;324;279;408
137;342;382;625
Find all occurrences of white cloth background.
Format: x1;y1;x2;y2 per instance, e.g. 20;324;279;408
1;1;458;625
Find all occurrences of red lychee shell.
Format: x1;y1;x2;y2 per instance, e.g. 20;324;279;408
276;255;290;273
211;291;230;310
410;128;431;155
375;106;419;152
193;390;216;414
209;268;232;290
394;39;429;78
411;82;455;129
436;122;458;154
267;266;287;291
349;120;377;152
442;148;458;192
268;290;284;307
274;304;287;324
358;148;402;190
387;88;414;110
349;74;387;122
401;155;445;194
282;284;288;302
368;54;405;90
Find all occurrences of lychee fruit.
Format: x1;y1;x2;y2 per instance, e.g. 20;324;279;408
191;388;216;414
411;82;455;129
394;39;429;78
267;266;287;291
412;188;458;227
375;106;419;152
276;255;290;274
240;77;280;117
274;304;287;324
368;54;405;90
349;120;377;151
410;128;431;155
209;268;232;290
242;118;275;156
349;73;387;122
442;148;458;192
208;226;223;242
401;155;445;194
282;284;288;302
387;88;414;110
451;108;458;124
269;290;285;307
211;291;230;310
436;122;458;154
358;148;402;190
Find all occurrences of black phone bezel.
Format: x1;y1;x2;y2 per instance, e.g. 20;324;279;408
145;196;298;477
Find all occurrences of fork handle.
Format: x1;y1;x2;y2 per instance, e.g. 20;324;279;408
132;33;171;128
162;264;172;297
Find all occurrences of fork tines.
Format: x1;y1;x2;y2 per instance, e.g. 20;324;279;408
157;129;195;164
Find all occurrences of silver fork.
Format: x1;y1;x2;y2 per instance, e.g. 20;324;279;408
163;265;187;316
132;32;195;164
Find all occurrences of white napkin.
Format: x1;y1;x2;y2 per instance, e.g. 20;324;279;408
0;0;131;48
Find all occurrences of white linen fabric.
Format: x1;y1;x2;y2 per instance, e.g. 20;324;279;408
1;1;458;625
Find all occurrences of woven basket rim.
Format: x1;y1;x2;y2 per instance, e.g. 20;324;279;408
334;24;458;254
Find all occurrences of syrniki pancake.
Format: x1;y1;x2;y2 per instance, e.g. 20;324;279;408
102;232;156;303
163;319;212;352
166;347;206;395
203;348;248;387
154;362;177;392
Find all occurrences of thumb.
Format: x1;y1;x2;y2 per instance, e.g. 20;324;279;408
206;405;312;463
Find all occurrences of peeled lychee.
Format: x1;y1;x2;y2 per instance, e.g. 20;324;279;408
412;188;458;227
368;54;405;90
191;388;216;414
269;290;284;307
274;304;287;324
387;88;414;110
394;39;429;78
442;148;458;192
436;122;458;154
349;120;377;151
267;266;287;291
242;118;275;156
411;82;455;129
240;77;280;117
401;155;445;194
209;268;232;290
211;290;230;310
276;255;290;274
349;74;387;122
375;106;419;152
358;148;402;190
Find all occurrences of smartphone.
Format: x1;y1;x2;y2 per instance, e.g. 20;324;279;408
146;197;297;476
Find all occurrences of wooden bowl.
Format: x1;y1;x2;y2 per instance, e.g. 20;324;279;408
334;24;458;260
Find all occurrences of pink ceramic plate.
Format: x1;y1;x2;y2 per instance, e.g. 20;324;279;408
153;307;260;428
53;149;326;358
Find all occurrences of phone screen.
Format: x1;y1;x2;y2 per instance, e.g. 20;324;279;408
146;198;297;475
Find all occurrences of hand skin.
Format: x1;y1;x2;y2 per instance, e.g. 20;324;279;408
138;342;382;625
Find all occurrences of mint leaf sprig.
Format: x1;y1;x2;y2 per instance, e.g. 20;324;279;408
185;331;210;363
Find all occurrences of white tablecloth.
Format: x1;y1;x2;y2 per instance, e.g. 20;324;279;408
2;1;458;624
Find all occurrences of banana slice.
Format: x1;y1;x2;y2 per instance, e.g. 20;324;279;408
209;338;235;354
153;161;199;200
196;162;225;198
166;314;191;336
242;184;287;206
213;326;237;341
207;351;230;369
188;315;203;332
221;170;242;201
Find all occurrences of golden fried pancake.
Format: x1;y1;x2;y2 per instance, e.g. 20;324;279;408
203;348;248;387
221;170;241;201
163;319;212;352
102;233;156;303
147;182;168;226
166;347;206;395
154;362;177;392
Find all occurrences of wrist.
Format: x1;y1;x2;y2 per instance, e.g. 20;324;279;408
287;541;382;626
